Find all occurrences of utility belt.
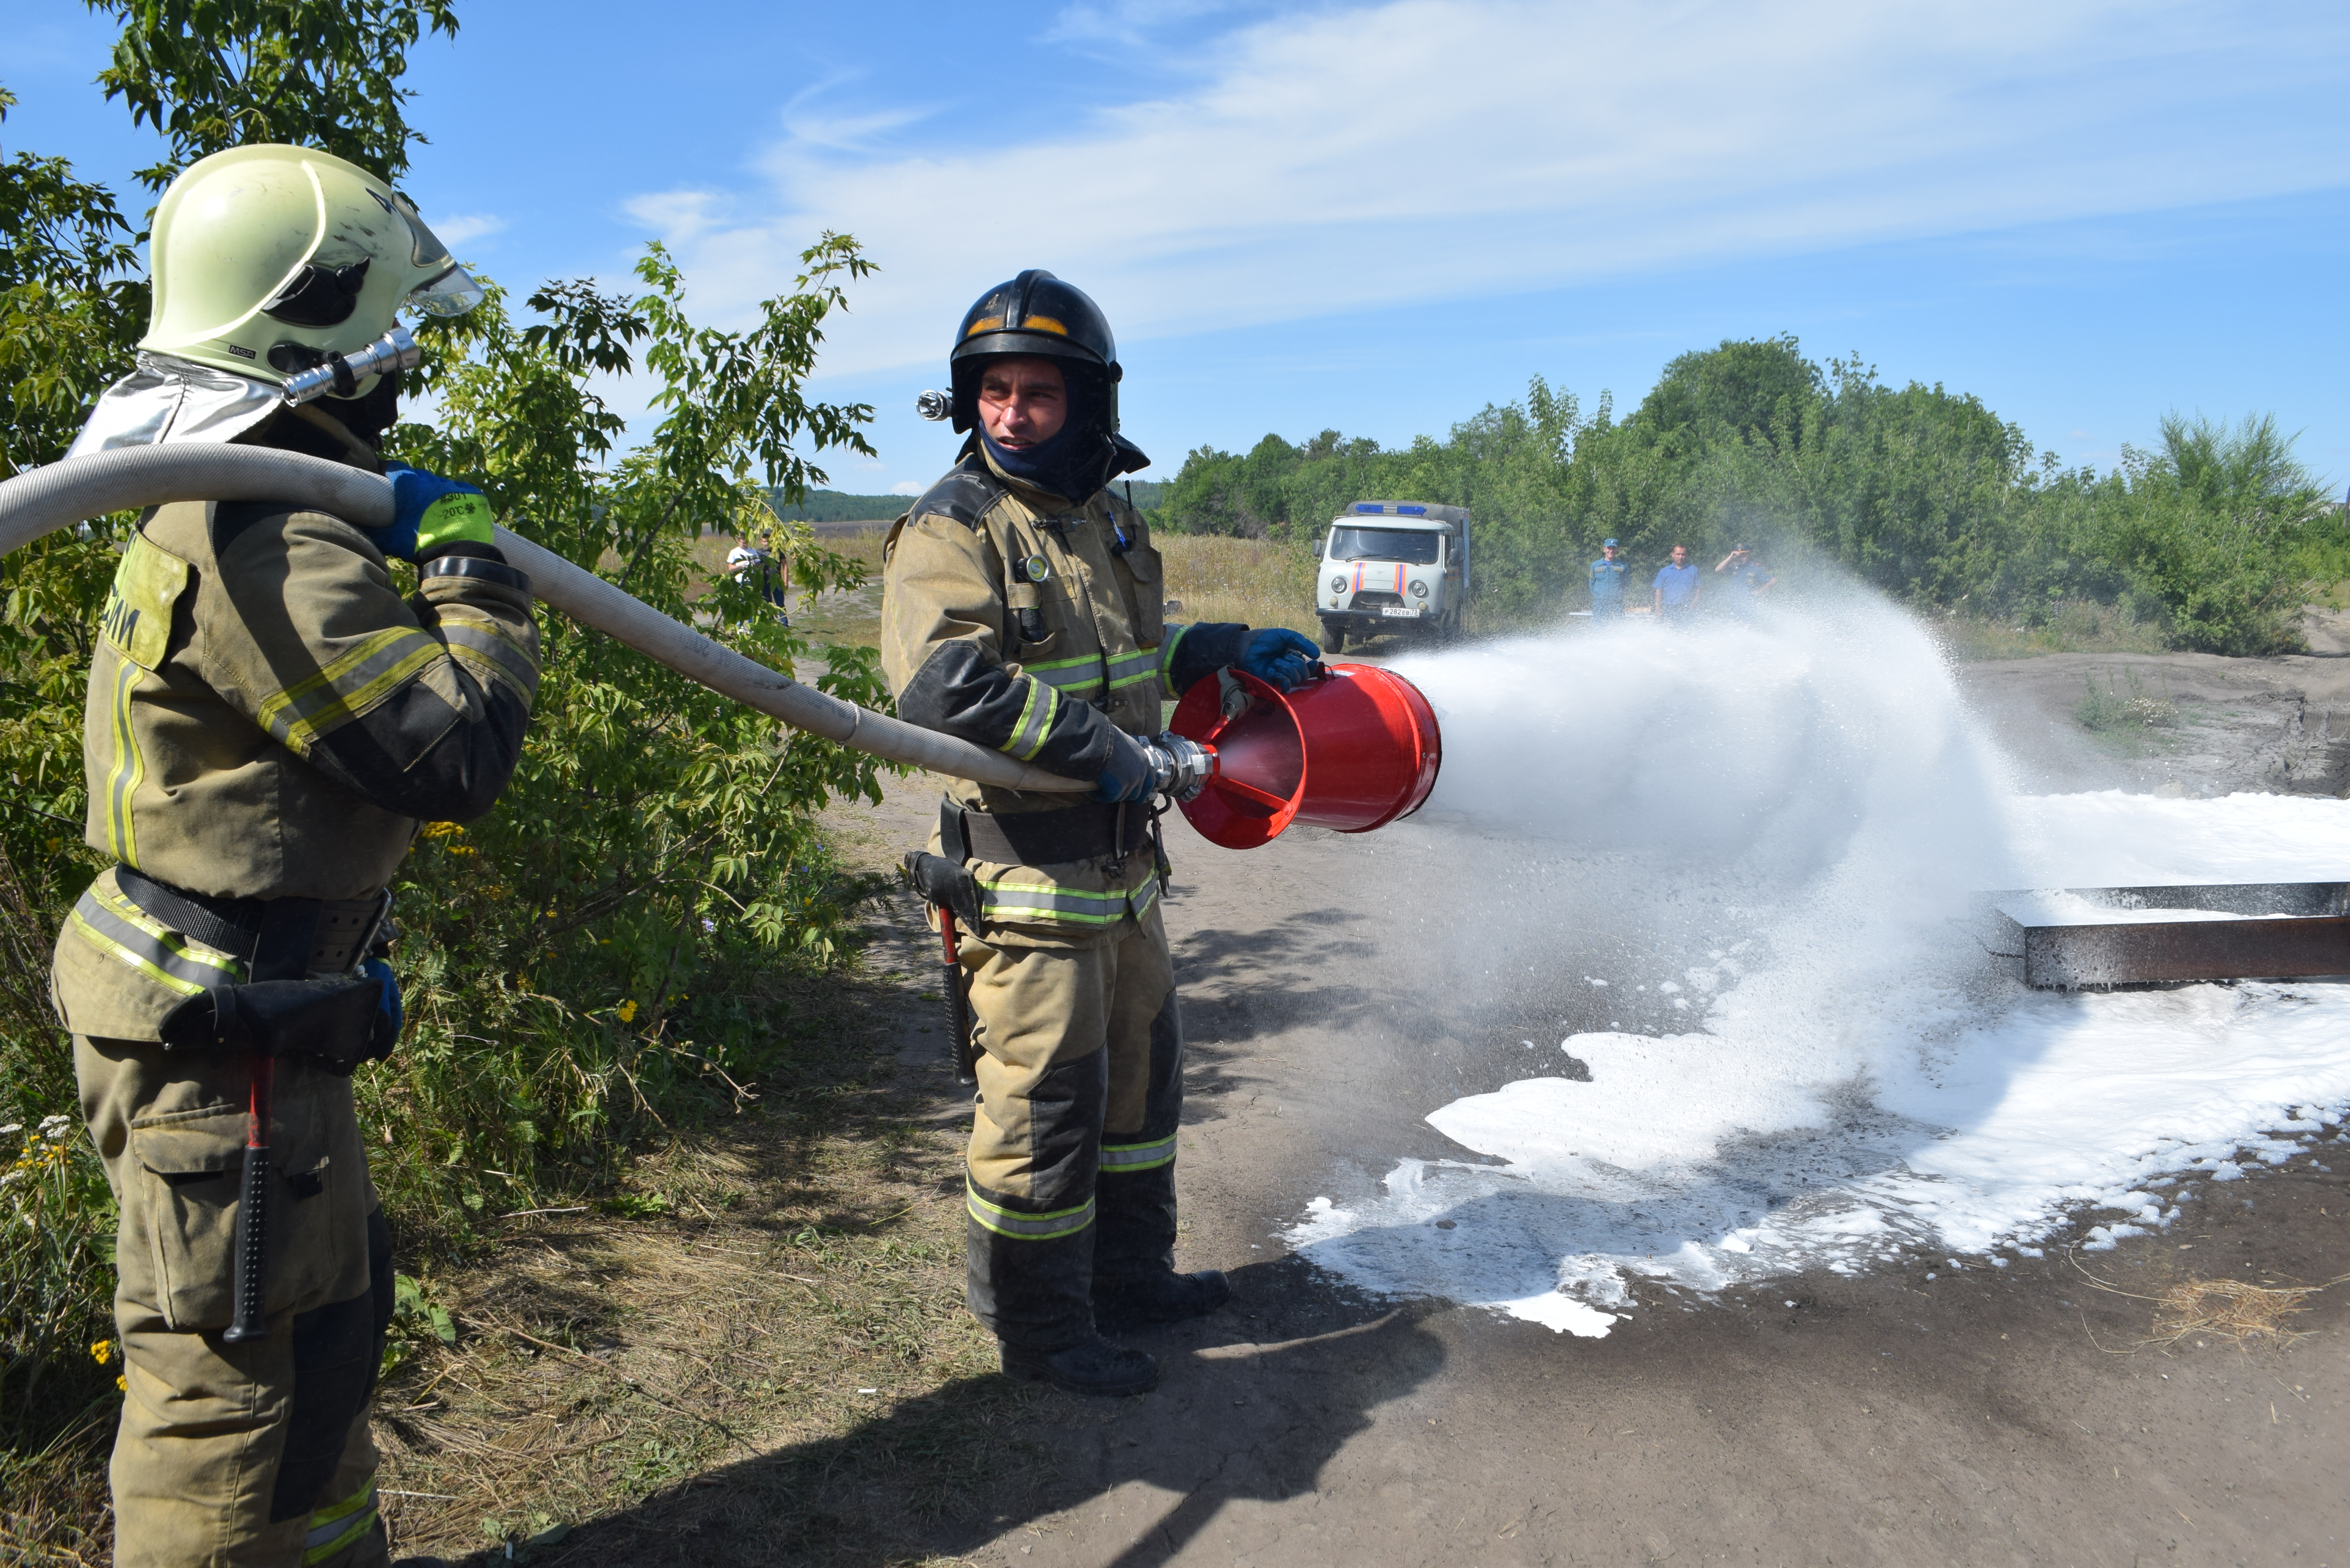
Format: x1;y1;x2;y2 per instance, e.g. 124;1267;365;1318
947;799;1153;866
902;797;1159;929
113;868;401;1071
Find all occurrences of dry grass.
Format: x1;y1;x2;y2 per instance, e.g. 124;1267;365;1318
698;527;1327;653
367;1007;1053;1566
1933;602;2172;661
1154;533;1320;639
2146;1277;2321;1350
697;529;893;652
0;1424;113;1566
2071;1248;2339;1356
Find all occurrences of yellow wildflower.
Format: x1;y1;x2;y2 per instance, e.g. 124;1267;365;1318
90;1340;112;1365
116;1374;126;1392
616;999;639;1024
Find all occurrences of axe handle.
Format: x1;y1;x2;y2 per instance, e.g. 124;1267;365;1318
939;916;977;1087
221;1058;274;1344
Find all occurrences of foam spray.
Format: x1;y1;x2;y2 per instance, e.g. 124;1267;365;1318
1284;594;2350;1335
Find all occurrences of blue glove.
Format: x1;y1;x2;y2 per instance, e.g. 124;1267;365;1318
363;956;403;1049
1093;730;1159;803
1239;628;1321;691
373;462;491;563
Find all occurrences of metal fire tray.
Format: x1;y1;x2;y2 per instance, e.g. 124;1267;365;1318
1987;882;2350;989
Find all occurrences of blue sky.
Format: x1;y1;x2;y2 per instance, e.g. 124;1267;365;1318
4;0;2346;494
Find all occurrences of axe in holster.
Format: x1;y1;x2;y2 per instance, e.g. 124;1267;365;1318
901;850;980;1086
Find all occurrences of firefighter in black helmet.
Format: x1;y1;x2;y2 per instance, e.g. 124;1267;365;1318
881;271;1319;1396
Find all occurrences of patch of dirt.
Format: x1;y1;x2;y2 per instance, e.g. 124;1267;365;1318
1957;646;2350;797
371;908;1048;1565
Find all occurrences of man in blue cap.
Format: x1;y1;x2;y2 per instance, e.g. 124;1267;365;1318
1587;538;1629;618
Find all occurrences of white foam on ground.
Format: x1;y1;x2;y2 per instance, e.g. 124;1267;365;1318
1286;604;2350;1335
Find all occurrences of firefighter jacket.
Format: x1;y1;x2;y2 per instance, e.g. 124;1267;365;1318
882;447;1246;950
52;495;541;1042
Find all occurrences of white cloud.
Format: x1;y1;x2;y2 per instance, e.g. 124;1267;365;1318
890;479;923;495
1044;0;1260;48
623;189;731;247
425;212;506;248
624;0;2350;376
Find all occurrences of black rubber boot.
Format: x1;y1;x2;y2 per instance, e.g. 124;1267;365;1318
1095;1268;1230;1328
1000;1333;1161;1397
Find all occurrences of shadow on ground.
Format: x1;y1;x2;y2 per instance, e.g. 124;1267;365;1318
519;1259;1443;1567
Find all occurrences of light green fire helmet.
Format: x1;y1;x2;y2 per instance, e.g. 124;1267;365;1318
141;143;483;390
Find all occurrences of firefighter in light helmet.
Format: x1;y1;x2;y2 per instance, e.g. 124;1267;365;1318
881;271;1320;1396
58;144;531;1568
73;142;484;458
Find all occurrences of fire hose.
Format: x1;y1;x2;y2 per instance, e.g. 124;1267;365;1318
0;443;1095;793
0;443;1107;1288
2;442;1444;1320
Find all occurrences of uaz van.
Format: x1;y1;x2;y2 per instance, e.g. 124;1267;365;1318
1314;500;1470;653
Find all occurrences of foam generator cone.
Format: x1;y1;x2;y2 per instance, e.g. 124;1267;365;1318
1169;663;1442;850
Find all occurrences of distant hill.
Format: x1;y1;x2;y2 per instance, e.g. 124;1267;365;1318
763;490;915;523
764;479;1167;523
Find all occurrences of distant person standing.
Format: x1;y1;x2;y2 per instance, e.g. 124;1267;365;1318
1714;544;1775;610
1587;538;1629;617
1652;543;1701;622
727;532;790;619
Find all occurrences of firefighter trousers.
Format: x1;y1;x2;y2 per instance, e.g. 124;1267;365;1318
957;904;1184;1350
77;1034;395;1568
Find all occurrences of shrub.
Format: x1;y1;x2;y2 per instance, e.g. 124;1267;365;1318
1;5;899;1497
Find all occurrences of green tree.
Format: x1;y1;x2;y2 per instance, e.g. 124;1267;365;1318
368;241;888;1241
1150;338;2333;644
86;0;460;188
1634;332;1822;452
2092;414;2336;653
0;84;165;1539
0;89;145;478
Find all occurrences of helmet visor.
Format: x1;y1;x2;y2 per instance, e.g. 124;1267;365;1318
403;263;485;319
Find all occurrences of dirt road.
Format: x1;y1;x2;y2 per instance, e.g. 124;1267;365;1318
526;641;2350;1568
911;787;2348;1566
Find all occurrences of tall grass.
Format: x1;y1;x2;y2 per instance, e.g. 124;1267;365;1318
1155;533;1320;637
0;849;117;1559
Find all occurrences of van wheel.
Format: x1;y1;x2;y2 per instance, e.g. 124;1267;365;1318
1319;621;1345;655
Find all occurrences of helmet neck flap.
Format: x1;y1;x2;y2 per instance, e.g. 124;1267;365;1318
72;142;478;464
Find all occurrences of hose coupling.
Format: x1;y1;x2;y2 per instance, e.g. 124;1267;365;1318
1149;732;1216;802
281;324;421;406
914;389;953;422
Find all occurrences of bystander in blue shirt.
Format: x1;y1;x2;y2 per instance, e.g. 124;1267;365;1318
1714;545;1775;613
1588;539;1628;615
1653;545;1701;620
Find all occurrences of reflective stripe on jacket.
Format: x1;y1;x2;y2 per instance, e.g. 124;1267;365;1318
880;445;1245;949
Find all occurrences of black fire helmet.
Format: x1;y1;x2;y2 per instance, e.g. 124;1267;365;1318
948;269;1123;436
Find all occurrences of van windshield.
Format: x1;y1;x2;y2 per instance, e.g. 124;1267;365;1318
1328;526;1443;565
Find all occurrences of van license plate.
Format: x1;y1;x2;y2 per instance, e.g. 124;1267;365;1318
1380;606;1421;618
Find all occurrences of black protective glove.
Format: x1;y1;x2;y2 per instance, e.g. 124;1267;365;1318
1094;729;1160;803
